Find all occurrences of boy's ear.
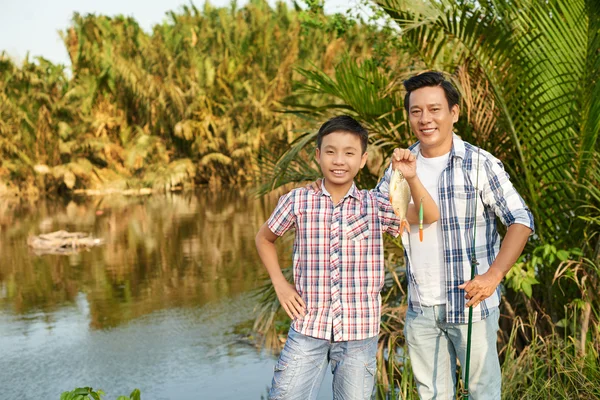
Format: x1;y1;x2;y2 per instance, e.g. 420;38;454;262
360;151;368;168
315;147;320;159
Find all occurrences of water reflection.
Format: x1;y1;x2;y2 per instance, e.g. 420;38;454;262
0;190;274;328
0;189;295;399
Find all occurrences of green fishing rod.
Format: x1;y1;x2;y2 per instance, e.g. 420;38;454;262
462;148;481;400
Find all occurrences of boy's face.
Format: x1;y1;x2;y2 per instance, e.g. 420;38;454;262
407;85;459;157
316;130;367;189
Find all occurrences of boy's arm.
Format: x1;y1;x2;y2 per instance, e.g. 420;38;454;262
255;223;306;319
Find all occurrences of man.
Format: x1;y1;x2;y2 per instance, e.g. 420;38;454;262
375;72;534;399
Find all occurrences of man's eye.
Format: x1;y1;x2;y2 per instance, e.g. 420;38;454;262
432;108;440;112
411;110;421;115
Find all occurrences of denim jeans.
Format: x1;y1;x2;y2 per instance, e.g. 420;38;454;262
268;327;378;400
404;305;501;400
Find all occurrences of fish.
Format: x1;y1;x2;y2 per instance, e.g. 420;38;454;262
389;169;411;234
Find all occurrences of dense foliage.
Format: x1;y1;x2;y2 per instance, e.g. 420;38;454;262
254;0;600;398
0;0;389;195
2;0;599;398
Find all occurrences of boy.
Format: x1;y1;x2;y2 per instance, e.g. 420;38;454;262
255;115;439;400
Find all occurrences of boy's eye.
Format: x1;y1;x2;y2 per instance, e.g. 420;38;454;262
346;152;354;156
326;150;334;154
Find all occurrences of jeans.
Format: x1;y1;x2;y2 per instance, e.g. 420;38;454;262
268;328;378;400
404;305;501;400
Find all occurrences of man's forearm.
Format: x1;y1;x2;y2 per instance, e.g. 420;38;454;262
406;175;439;224
488;223;532;281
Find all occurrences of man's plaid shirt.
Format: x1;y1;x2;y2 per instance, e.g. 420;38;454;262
375;134;534;324
267;183;400;341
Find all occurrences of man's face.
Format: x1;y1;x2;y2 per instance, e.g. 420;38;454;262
407;86;459;157
316;131;367;189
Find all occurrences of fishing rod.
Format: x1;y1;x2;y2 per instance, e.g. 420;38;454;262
462;148;481;400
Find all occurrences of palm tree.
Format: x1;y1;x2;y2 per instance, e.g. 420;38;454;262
254;0;600;396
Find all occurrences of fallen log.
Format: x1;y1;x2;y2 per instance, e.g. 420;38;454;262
27;230;105;255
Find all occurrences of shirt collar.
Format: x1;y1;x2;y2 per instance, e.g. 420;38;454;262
320;180;360;200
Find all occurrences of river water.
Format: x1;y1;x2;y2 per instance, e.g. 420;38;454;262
0;190;333;399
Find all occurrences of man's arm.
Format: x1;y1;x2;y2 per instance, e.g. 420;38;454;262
309;148;439;224
458;223;532;307
255;223;306;319
458;155;534;307
392;148;440;224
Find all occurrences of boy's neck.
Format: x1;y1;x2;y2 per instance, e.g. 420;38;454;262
322;179;354;205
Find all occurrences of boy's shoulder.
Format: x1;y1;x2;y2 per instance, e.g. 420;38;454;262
285;186;318;199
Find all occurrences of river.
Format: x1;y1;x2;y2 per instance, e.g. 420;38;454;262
0;190;333;400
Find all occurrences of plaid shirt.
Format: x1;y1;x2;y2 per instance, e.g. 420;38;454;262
267;183;400;341
375;134;534;323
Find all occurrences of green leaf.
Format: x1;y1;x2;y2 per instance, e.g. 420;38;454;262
556;250;570;261
555;318;567;328
129;389;141;400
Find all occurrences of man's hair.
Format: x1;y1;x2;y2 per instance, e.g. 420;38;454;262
316;115;368;153
403;71;460;113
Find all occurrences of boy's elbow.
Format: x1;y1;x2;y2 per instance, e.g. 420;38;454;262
256;223;277;248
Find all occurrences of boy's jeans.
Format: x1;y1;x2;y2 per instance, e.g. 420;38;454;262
268;327;378;400
404;305;501;400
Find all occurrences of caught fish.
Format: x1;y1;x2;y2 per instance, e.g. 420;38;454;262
389;169;411;234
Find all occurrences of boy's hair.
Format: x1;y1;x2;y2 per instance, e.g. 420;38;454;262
316;115;368;154
403;71;460;113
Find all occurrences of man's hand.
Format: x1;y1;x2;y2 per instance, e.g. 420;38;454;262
391;148;416;180
306;178;322;191
458;269;503;308
274;281;307;319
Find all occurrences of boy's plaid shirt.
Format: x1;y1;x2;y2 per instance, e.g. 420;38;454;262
267;183;400;342
376;134;535;324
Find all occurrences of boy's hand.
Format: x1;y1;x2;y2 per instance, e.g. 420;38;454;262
306;179;322;191
391;148;416;180
275;281;307;319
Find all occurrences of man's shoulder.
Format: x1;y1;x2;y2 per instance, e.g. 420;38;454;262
462;140;502;165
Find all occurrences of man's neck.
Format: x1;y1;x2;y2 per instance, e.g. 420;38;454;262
323;180;353;205
420;142;452;158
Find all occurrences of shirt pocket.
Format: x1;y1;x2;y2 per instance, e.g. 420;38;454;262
454;185;477;200
344;214;370;241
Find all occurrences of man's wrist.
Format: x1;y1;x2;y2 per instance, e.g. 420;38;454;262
405;175;419;183
487;266;505;283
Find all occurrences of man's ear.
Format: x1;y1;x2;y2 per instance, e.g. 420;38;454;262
451;104;460;123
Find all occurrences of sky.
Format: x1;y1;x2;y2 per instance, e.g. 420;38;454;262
0;0;353;67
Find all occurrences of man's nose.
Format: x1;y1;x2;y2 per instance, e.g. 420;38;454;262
420;110;432;124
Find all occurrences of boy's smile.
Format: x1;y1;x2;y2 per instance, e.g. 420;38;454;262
316;130;367;197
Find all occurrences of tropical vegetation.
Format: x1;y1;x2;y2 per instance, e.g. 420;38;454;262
254;0;600;398
0;0;388;195
61;387;140;400
1;0;599;398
